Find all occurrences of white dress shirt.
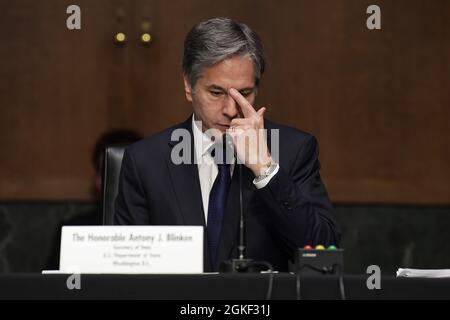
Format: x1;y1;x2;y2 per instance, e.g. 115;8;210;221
192;116;279;224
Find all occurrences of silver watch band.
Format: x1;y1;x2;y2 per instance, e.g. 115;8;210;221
254;163;278;183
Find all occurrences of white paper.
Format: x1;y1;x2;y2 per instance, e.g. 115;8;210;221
396;268;450;278
41;270;65;274
58;226;203;274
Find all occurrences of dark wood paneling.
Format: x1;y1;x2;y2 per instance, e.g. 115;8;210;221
0;0;449;203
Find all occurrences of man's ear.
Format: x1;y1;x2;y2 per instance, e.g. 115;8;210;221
183;76;193;102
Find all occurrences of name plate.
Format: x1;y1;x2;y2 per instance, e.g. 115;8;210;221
59;226;203;274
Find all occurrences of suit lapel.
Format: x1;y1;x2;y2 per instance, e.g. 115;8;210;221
166;160;205;226
166;117;205;226
165;117;212;271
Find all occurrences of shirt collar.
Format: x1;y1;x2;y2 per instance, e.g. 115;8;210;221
192;115;215;162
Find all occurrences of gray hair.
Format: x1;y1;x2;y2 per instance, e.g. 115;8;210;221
182;17;265;89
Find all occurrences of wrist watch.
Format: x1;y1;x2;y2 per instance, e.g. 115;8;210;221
254;162;278;184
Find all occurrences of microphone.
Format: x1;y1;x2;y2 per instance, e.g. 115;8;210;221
218;163;255;273
219;133;272;274
218;132;275;300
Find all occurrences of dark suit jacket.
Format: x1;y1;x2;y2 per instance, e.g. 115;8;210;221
115;116;340;272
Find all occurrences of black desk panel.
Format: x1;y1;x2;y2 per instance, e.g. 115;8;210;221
0;274;449;300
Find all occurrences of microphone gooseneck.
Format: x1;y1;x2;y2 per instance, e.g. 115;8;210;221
238;162;245;260
223;133;246;260
219;132;274;299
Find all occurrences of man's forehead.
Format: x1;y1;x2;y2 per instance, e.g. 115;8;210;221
199;56;255;89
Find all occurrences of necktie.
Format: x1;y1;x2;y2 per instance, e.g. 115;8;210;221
207;144;232;270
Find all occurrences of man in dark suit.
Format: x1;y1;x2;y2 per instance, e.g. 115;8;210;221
115;17;340;272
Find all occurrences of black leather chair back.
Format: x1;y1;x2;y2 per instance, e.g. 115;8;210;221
102;145;126;225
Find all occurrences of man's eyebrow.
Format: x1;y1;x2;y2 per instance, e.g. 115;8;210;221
237;87;255;93
206;85;226;91
205;85;255;92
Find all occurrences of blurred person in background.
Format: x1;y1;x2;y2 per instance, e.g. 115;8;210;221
44;129;142;270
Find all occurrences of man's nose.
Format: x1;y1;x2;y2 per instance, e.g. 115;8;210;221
222;94;239;119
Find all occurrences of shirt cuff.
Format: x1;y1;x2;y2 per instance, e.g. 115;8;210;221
253;164;280;189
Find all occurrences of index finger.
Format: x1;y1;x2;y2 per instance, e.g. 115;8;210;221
229;88;257;118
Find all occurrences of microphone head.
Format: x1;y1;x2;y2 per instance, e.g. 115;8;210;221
219;133;234;165
223;132;234;147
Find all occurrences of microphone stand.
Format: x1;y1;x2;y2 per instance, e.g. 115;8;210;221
218;135;275;299
219;163;256;273
218;163;273;275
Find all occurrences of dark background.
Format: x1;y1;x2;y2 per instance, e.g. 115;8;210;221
0;0;449;274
